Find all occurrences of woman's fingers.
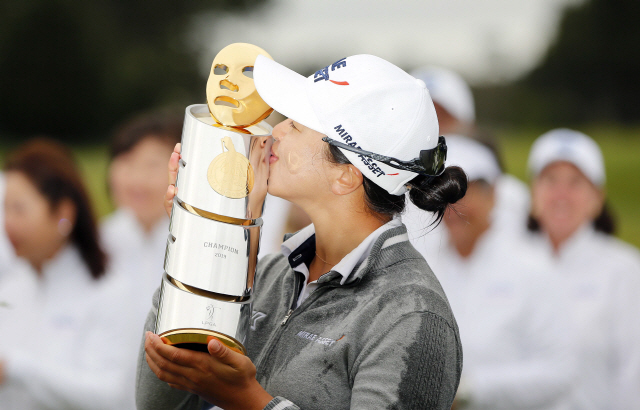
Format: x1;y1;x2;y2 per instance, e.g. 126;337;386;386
164;185;176;217
145;349;188;388
207;339;246;369
165;143;181;217
168;143;181;186
146;333;199;369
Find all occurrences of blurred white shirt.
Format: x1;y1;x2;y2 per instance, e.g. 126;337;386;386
404;211;572;410
0;246;132;410
101;208;168;307
530;225;640;410
100;208;169;409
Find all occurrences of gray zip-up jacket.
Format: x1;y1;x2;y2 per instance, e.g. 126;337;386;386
136;224;462;410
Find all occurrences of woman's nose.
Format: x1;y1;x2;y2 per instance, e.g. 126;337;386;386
271;120;288;141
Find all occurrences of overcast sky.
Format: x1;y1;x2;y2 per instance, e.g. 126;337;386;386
191;0;583;85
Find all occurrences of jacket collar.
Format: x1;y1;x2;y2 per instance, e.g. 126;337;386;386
340;223;411;285
281;220;410;286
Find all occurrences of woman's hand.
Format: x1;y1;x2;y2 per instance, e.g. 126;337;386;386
164;143;181;217
144;332;273;410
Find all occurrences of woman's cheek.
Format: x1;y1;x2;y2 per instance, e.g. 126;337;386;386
285;143;327;177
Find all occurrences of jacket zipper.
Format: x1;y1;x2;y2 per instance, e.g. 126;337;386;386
280;270;337;325
281;309;294;326
254;270;303;370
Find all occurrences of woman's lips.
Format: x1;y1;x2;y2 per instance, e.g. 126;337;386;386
269;147;278;164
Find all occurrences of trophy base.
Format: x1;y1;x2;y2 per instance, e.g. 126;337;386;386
155;273;252;355
159;328;246;355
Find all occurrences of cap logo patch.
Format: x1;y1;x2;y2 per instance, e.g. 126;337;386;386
314;58;348;83
329;80;349;86
333;124;386;177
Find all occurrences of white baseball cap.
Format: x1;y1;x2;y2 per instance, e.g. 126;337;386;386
254;54;442;195
410;66;475;124
445;135;501;185
527;128;605;186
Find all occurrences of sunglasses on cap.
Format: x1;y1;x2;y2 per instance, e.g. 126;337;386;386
322;135;447;177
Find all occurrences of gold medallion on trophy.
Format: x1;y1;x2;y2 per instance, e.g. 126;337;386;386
207;136;254;198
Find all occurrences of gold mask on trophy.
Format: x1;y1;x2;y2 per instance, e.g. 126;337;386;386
206;43;274;128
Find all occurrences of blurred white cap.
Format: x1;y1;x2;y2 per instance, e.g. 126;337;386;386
411;66;475;124
528;128;605;186
446;135;501;184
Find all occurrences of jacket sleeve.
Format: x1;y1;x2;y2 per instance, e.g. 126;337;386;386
262;397;300;410
350;311;462;410
135;287;207;410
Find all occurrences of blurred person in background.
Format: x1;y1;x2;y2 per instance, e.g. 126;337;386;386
411;66;476;137
527;129;640;410
405;67;530;245
0;139;131;410
419;135;572;410
100;111;183;408
101;111;182;314
0;173;16;281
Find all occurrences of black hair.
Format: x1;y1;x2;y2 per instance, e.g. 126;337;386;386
527;202;616;235
326;144;467;225
110;110;183;161
5;138;107;279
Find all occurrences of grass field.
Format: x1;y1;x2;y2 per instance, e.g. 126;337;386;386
3;125;639;249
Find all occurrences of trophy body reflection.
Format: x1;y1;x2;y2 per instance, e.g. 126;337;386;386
155;43;273;354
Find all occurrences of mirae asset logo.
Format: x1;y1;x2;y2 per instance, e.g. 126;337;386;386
333;124;386;177
296;330;342;347
313;57;348;84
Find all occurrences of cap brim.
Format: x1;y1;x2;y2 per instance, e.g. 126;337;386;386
254;55;324;134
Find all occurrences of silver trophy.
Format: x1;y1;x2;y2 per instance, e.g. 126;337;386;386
155;44;274;354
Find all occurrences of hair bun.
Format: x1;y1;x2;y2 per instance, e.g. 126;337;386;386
408;166;467;224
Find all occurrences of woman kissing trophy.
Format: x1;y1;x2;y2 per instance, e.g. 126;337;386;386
154;43;274;354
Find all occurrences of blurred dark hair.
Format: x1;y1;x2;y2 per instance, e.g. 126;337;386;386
326;144;467;224
527;202;616;235
110;111;183;160
5;138;107;279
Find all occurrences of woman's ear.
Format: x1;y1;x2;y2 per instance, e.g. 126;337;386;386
331;164;364;196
